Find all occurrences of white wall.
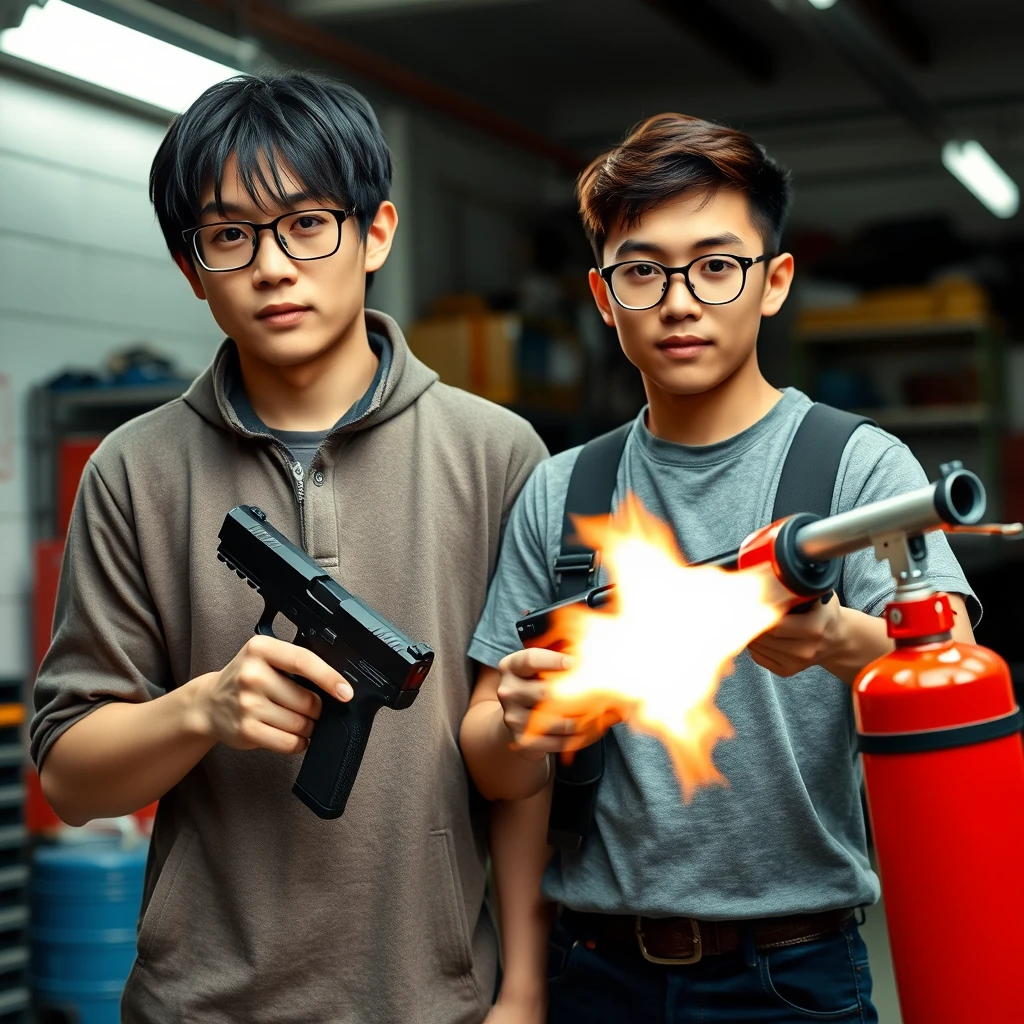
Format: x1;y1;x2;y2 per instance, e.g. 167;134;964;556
0;71;223;680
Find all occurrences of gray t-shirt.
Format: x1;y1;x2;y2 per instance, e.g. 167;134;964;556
469;388;979;920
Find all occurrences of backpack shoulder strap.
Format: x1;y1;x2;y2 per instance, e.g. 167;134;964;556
773;403;873;522
547;421;631;852
774;403;873;607
555;422;633;600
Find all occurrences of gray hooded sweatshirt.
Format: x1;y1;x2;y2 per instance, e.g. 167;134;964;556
31;310;548;1024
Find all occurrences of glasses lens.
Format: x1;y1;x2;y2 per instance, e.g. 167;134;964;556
609;262;668;309
278;210;340;260
193;222;256;271
688;255;744;304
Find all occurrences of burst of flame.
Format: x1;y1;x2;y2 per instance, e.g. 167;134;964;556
527;493;792;799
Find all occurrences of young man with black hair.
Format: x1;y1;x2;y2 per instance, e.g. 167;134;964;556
31;71;547;1024
461;114;979;1022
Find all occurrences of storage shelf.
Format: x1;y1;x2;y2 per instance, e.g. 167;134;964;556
41;383;189;410
797;316;988;344
0;948;26;973
855;403;989;431
0;908;27;932
0;830;25;855
0;986;28;1015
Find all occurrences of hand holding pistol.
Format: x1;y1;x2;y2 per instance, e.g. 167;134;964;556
216;505;434;818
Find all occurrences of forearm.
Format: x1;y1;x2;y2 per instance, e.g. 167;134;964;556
460;698;550;801
40;674;217;826
491;784;553;1009
821;609;894;685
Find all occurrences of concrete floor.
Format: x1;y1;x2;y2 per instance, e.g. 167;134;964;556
860;893;902;1024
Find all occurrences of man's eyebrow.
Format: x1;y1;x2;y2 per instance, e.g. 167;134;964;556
198;191;328;219
612;239;672;261
692;232;744;249
612;232;747;262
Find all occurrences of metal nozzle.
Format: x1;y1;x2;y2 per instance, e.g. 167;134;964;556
793;467;987;563
944;522;1023;537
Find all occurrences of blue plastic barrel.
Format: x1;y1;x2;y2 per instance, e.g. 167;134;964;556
31;839;148;1024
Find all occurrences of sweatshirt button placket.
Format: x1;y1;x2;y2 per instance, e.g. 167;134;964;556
312;469;325;487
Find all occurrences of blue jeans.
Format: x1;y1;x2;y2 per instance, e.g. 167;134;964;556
546;917;878;1023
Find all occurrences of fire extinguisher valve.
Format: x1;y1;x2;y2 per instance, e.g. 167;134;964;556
886;591;955;643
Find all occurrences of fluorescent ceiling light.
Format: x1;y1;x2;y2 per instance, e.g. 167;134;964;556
942;140;1020;219
0;0;242;114
805;0;840;9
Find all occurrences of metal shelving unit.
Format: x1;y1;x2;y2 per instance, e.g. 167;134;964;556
27;383;190;544
0;682;29;1024
793;316;1007;520
24;382;189;1023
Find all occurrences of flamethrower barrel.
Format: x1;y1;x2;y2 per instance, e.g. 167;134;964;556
793;467;986;563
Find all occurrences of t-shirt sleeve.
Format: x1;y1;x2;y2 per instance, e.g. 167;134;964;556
469;457;567;668
30;458;168;768
834;430;982;626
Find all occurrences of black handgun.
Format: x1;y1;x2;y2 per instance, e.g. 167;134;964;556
217;505;434;819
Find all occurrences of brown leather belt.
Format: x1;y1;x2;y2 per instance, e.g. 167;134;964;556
560;907;855;966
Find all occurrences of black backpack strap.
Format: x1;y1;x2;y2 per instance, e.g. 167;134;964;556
555;422;634;600
774;403;873;604
548;422;632;851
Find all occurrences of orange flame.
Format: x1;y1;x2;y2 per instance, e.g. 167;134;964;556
527;493;792;799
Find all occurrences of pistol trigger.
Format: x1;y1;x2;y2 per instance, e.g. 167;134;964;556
255;602;278;638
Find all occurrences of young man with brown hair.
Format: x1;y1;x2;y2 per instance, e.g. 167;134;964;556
31;70;547;1024
460;114;979;1022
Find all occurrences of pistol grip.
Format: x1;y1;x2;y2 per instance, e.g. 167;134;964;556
293;693;378;819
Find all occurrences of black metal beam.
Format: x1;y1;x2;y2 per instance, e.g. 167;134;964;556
187;0;588;174
856;0;931;68
644;0;775;84
767;0;946;142
557;89;1024;152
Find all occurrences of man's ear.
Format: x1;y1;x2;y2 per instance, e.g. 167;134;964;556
588;268;616;328
174;252;207;300
364;201;398;273
761;253;794;318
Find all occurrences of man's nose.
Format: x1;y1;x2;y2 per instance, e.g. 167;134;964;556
251;228;297;286
660;272;702;320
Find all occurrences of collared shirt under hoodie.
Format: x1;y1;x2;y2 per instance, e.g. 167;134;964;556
31;309;548;1024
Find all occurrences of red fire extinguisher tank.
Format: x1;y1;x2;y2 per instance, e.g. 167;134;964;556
854;591;1024;1024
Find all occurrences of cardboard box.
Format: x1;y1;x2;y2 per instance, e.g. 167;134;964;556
798;277;990;334
407;312;520;405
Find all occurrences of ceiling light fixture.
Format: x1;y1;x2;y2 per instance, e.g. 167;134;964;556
942;140;1020;219
0;0;241;114
804;0;840;9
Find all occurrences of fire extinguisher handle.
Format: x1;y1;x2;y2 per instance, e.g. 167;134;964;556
789;591;835;615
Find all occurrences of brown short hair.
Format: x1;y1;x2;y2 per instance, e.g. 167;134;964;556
577;113;791;264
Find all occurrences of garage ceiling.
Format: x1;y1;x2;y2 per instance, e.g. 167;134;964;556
261;0;1023;238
